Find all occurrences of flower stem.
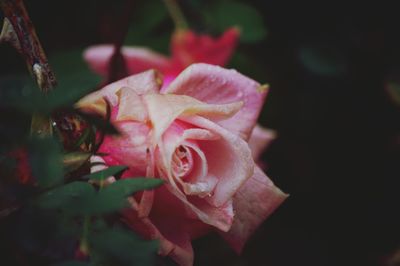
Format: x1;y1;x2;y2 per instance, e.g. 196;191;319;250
162;0;188;30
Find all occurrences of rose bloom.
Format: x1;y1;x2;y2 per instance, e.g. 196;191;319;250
77;63;287;266
85;27;276;159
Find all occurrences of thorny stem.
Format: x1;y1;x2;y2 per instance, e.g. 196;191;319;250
162;0;188;30
0;0;55;136
0;0;56;92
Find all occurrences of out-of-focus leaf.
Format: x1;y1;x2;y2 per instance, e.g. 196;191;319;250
53;262;90;266
89;227;158;266
80;178;163;215
0;50;100;113
100;178;163;198
63;152;91;172
205;1;267;43
299;43;347;76
35;181;95;209
14;207;77;261
28;137;64;188
385;82;400;105
36;178;162;215
83;165;127;181
125;0;169;49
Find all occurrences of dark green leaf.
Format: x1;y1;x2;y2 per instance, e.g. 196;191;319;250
0;49;101;114
89;227;158;266
83;166;128;181
28;137;64;188
36;179;162;215
80;178;163;215
386;82;400;105
205;1;267;43
35;181;95;209
101;178;163;197
53;261;90;266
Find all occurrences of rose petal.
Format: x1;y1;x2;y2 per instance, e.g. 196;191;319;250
248;124;277;160
76;70;162;116
165;63;268;140
116;87;148;122
123;195;194;266
219;166;288;253
84;44;171;76
144;93;242;142
100;121;150;177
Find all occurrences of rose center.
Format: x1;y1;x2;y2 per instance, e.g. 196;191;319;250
172;145;193;179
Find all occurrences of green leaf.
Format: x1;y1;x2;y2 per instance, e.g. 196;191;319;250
101;178;163;197
80;178;163;215
386;82;400;105
28;137;64;188
35;181;95;209
53;262;90;266
36;179;163;215
89;227;158;266
83;166;128;181
125;0;169;50
206;1;267;43
0;49;101;114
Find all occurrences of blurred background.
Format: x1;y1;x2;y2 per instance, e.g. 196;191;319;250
1;1;400;266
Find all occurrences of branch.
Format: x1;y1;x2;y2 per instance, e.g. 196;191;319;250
0;0;56;92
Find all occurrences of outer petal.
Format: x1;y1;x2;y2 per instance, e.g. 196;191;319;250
84;44;171;76
219;166;288;253
170;28;240;70
165;63;268;140
123;186;195;266
76;70;162;116
248;124;277;160
99;121;150;177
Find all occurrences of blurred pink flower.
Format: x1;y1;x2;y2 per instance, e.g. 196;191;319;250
78;63;287;266
83;27;240;88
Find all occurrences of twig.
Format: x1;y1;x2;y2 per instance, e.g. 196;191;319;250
0;0;56;92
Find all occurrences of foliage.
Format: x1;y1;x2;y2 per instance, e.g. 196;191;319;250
0;48;162;265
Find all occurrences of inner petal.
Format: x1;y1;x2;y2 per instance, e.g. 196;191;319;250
172;145;193;179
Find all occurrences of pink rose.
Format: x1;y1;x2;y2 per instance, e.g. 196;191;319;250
77;63;287;266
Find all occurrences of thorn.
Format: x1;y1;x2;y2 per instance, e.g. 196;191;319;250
0;18;21;51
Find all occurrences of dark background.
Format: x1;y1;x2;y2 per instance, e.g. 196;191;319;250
1;1;400;266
